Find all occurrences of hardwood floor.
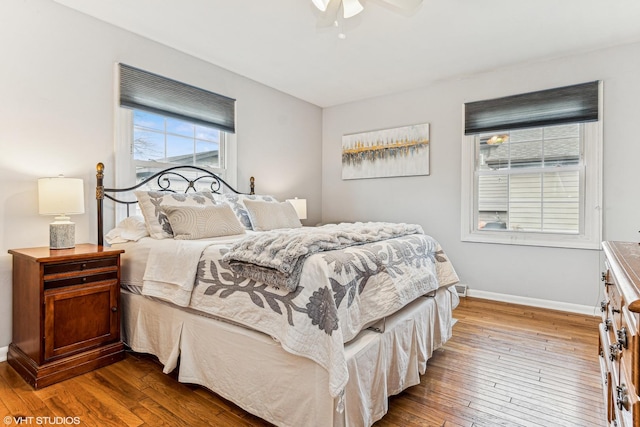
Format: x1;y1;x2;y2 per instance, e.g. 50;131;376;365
0;297;606;426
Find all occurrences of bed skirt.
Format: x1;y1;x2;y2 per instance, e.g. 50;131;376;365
120;286;459;427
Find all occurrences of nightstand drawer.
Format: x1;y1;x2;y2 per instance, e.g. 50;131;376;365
43;257;118;276
44;271;118;290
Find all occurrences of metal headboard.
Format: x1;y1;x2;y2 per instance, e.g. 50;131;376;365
96;162;254;246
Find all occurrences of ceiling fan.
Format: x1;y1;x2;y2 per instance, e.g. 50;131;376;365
312;0;423;25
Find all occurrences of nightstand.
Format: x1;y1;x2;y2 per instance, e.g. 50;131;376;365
7;244;125;388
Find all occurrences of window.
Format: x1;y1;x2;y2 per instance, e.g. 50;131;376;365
461;82;602;249
115;63;237;192
132;109;227;182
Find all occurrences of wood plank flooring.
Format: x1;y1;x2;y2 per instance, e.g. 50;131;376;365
0;297;606;426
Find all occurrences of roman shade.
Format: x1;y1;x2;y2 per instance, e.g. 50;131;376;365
464;81;599;135
119;63;236;133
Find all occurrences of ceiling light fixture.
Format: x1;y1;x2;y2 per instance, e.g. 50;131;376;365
313;0;422;21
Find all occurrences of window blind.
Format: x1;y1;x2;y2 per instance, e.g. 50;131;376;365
464;81;599;135
119;63;236;133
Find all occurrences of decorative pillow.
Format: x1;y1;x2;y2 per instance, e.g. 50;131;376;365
134;190;217;239
104;215;149;244
161;205;246;240
220;193;279;230
243;200;302;231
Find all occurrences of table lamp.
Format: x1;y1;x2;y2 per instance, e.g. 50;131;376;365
286;197;307;220
38;176;85;249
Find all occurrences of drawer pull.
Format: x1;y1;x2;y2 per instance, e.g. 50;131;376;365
609;344;621;361
600;301;607;312
617;384;630;411
111;306;118;312
612;308;621;314
617;327;628;349
604;318;612;331
602;272;606;282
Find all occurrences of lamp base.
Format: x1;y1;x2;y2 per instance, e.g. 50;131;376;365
50;220;75;250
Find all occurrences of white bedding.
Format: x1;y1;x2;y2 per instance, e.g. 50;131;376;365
115;228;459;403
121;285;459;427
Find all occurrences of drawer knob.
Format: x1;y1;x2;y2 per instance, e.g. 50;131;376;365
609;344;621;361
604;318;612;331
617;384;630;411
111;306;118;312
81;263;87;269
601;272;606;282
82;277;87;283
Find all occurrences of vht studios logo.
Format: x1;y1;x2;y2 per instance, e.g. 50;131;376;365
3;416;81;425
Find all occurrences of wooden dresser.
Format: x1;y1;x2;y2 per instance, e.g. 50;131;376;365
600;241;640;426
7;244;125;388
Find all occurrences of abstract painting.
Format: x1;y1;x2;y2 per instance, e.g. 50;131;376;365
341;123;430;180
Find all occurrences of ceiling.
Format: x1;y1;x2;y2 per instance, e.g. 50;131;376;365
53;0;640;108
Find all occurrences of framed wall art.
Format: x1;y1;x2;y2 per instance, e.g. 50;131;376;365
341;123;430;180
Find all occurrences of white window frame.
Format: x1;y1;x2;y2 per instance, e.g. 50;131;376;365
460;103;602;250
114;108;237;221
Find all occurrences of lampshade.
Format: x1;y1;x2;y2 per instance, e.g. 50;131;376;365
38;177;85;216
38;176;85;249
286;198;307;220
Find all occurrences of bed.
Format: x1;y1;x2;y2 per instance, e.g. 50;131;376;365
96;162;460;427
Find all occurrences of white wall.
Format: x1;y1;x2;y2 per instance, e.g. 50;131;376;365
0;0;322;348
322;41;640;309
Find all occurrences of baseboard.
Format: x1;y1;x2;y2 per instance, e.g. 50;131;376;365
0;346;7;362
467;289;598;316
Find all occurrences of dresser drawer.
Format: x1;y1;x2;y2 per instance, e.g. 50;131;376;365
614;358;640;427
620;306;640;394
600;323;617;424
44;271;118;290
609;282;624;332
43;257;118;276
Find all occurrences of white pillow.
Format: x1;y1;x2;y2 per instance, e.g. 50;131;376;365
135;190;217;239
161;205;246;240
104;215;149;244
220;193;279;230
243;200;302;231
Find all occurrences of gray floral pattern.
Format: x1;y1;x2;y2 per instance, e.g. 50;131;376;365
220;194;277;229
135;190;216;239
186;232;459;400
195;234;450;336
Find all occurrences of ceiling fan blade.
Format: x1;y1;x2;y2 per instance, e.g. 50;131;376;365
380;0;423;11
316;0;341;27
311;0;331;12
342;0;364;18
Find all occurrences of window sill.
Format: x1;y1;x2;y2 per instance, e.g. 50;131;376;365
461;230;601;250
